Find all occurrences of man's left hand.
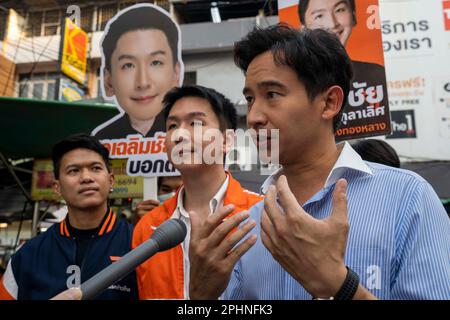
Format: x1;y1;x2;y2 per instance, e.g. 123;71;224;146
261;175;349;298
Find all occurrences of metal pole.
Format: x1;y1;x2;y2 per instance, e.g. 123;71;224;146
31;201;39;237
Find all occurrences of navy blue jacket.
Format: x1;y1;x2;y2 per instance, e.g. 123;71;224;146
1;209;138;300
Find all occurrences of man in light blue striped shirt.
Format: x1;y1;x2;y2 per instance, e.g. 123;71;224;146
222;142;450;299
188;26;449;300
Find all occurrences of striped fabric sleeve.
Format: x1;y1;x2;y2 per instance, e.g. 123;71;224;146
222;258;244;300
391;181;450;299
0;260;18;300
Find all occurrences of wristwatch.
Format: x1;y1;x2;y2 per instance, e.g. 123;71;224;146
313;266;360;300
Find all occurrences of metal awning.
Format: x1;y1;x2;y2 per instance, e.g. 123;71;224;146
0;96;118;159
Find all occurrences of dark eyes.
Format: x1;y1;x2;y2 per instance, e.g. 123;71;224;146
121;62;134;70
151;60;163;66
266;91;280;99
167;121;203;129
121;60;163;70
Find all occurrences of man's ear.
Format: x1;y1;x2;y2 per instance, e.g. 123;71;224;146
173;62;181;87
321;85;344;122
109;172;115;190
53;180;62;198
103;69;115;97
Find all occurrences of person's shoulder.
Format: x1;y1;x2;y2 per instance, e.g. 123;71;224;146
114;216;135;234
366;161;422;178
11;224;57;260
364;161;429;189
92;114;128;139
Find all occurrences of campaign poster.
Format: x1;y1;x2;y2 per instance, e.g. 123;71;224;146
91;4;184;177
278;0;391;140
380;0;450;160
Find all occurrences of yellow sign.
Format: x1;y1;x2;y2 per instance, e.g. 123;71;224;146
110;159;144;199
60;18;88;84
31;159;60;201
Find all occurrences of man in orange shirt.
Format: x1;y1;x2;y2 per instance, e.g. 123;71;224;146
133;85;262;299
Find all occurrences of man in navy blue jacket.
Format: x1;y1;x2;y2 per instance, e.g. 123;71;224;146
0;134;137;300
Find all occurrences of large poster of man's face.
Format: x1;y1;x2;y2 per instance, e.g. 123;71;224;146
91;4;184;177
279;0;391;140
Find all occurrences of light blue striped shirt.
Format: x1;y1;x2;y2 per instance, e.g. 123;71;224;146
223;142;450;300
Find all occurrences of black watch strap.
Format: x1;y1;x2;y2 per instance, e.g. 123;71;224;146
333;266;360;300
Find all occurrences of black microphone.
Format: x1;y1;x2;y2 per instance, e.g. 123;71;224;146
80;218;187;300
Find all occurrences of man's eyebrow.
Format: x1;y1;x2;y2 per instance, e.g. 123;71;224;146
310;8;326;15
186;112;207;118
310;0;347;14
167;115;179;122
243;80;287;95
117;50;167;61
64;161;104;169
167;112;207;122
117;54;136;61
258;80;288;90
334;0;348;9
243;87;251;96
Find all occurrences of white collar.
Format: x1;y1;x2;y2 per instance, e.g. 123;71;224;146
260;142;373;194
173;175;230;219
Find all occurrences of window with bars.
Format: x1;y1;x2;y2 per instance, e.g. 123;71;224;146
23;6;94;37
20;2;161;37
97;1;145;31
42;10;61;36
80;6;94;33
25;11;43;37
97;4;117;32
18;73;58;100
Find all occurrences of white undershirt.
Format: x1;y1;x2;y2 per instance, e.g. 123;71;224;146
169;175;229;299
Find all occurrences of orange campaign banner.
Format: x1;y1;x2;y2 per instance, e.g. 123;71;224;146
59;18;88;85
278;0;391;140
444;0;450;31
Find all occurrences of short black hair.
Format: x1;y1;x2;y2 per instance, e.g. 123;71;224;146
102;5;179;71
52;133;110;179
234;24;353;132
298;0;357;26
162;85;238;131
353;139;400;168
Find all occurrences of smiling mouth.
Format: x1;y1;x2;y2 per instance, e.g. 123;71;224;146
131;95;157;103
79;188;99;195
